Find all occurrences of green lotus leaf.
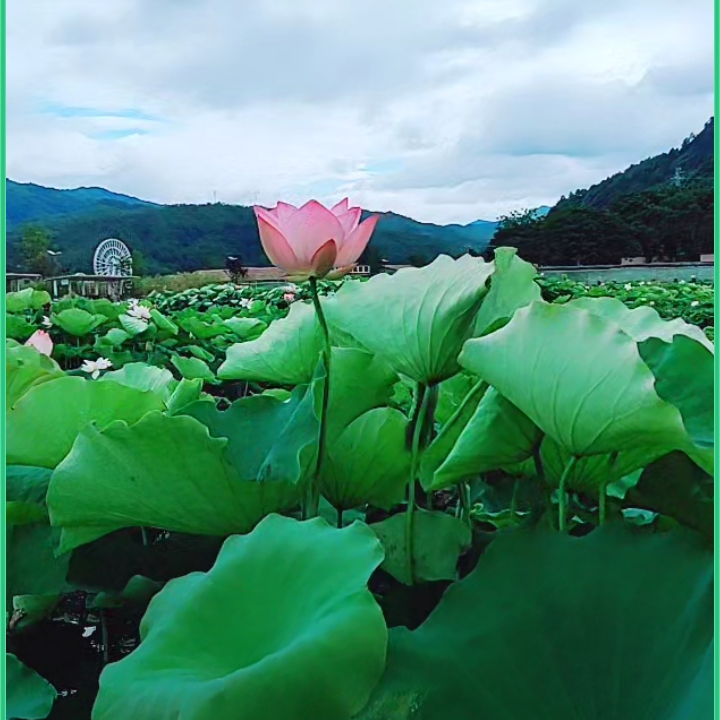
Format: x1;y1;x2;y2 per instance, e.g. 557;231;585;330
624;452;713;540
325;348;399;447
219;301;323;385
150;308;179;335
7;654;57;720
325;255;494;384
7;502;47;525
6;315;38;341
119;314;149;336
638;335;713;473
321;407;411;511
7;377;165;468
171;355;215;382
89;575;164;611
165;378;207;415
183;374;323;485
47;412;301;553
537;436;665;492
419;380;488;488
434;372;480;426
98;328;130;347
473;246;543;335
11;593;61;631
459;302;687;458
223;316;267;340
53;308;106;336
100;362;177;402
428;388;542;491
6;287;52;313
370;509;472;586
361;524;712;720
7;344;64;409
6;465;53;506
568;296;714;350
93;515;387;720
186;344;215;361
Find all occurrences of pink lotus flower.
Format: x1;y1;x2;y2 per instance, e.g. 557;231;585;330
283;292;297;303
254;198;379;280
25;330;53;356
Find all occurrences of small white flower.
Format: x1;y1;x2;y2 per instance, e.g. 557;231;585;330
81;357;113;380
127;304;152;321
239;298;253;309
649;301;655;306
638;281;646;286
41;316;52;328
691;300;700;307
679;280;685;285
624;283;632;291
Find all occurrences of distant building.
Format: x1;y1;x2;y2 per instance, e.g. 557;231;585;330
45;274;134;301
6;273;42;293
700;254;714;264
621;257;647;266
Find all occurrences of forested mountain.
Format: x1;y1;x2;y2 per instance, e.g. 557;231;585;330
6;196;495;275
555;118;713;211
489;118;714;265
6;180;157;230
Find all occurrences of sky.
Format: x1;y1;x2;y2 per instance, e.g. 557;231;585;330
7;0;714;224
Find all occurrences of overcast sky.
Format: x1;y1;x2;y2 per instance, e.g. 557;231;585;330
8;0;713;224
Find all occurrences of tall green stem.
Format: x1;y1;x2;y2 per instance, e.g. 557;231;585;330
557;456;577;532
405;382;430;584
307;277;332;519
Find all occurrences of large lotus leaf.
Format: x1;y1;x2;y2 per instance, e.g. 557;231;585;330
638;335;713;472
624;452;713;540
171;355;216;382
150;308;179;335
325;348;399;447
6;287;52;313
119;313;149;337
6;315;37;341
7;654;57;720
165;378;206;415
7;377;166;468
223;316;267;340
428;388;542;491
52;308;106;336
219;302;323;385
93;515;387;720
360;524;713;720
7;345;64;409
183;371;323;485
459;302;688;458
7;521;70;600
325;255;494;384
473;246;543;335
568;296;714;350
7;466;68;600
370;509;471;586
537;436;666;492
419;381;488;488
321;407;411;510
100;362;177;402
47;412;301;553
179;315;230;339
434;372;480;426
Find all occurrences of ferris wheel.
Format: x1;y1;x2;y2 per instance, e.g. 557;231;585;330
93;238;133;276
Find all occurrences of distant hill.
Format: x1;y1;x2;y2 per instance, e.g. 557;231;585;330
6;180;158;230
5;186;495;274
554;118;713;211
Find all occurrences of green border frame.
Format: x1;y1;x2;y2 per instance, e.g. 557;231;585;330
2;0;7;716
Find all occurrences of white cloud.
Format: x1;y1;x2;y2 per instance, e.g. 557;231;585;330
7;0;713;224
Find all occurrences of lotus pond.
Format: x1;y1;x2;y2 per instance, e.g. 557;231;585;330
6;249;714;720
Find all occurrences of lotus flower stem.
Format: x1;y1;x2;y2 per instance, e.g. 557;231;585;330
458;481;471;525
557;456;577;531
307;276;332;519
406;382;430;583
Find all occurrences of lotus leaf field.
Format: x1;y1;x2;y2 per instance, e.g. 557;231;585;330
6;248;714;720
